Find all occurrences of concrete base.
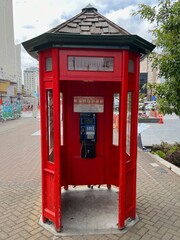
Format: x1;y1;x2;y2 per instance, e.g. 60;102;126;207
138;118;160;123
39;186;139;236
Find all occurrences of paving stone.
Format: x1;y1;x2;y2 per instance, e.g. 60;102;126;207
162;232;173;240
0;117;180;240
0;231;9;240
8;235;24;240
137;227;149;236
173;237;180;240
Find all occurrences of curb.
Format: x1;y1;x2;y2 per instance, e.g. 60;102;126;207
146;152;180;177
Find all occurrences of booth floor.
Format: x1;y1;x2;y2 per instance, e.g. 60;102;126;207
39;186;139;236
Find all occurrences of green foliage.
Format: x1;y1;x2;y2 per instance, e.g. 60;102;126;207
133;0;180;116
152;141;171;153
155;150;166;159
139;93;146;102
142;82;157;101
165;151;180;167
151;141;180;167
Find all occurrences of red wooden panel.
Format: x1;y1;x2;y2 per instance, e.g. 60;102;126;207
59;49;122;82
71;156;105;185
118;50;129;229
52;48;61;231
123;52;140;223
39;49;62;231
44;208;55;222
40;49;54;81
44;171;55;213
129;52;140;220
39;52;46;223
63;81;106;185
39;46;139;232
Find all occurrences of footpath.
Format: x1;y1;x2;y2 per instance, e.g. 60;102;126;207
0;116;179;240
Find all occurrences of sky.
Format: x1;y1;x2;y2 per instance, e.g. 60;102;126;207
12;0;159;69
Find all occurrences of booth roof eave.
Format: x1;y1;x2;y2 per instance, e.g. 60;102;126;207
22;33;155;60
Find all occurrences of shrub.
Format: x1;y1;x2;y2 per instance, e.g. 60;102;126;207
174;142;180;150
152;141;171;154
151;142;180;168
167;145;178;155
155;150;166;159
151;144;162;152
165;151;180;167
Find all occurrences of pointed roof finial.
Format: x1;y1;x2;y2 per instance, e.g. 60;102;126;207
82;4;97;12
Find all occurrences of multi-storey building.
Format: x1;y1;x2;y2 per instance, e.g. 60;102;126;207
140;56;163;99
140;57;161;84
0;0;22;102
24;68;39;96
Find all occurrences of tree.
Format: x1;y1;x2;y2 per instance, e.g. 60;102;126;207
133;0;180;116
142;82;157;101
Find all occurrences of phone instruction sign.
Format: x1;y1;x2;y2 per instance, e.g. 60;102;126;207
74;96;104;113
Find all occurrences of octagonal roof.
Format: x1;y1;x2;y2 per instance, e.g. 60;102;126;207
48;4;130;35
22;4;155;59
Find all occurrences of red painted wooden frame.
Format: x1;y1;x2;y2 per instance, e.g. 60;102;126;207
59;49;122;82
39;47;140;232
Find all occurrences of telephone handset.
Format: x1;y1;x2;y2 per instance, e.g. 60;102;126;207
80;113;96;158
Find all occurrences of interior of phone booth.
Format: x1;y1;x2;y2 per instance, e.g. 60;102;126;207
60;81;121;188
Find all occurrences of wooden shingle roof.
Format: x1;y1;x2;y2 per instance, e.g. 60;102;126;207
48;4;130;35
22;4;155;59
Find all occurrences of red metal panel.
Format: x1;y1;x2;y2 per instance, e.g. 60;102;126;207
118;50;129;229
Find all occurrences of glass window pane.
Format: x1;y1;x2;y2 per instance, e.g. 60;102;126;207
68;56;114;71
128;59;134;73
126;92;132;155
113;93;119;146
46;57;52;71
47;90;54;162
60;92;63;146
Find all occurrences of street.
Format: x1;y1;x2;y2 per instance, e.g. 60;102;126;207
142;114;180;147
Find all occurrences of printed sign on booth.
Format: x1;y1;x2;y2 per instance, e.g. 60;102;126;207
74;96;104;113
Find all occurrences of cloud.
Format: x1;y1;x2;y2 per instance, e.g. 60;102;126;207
13;0;159;68
105;5;138;22
21;45;38;69
105;5;155;41
22;24;35;29
49;19;61;29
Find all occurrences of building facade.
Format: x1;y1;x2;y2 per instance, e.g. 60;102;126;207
140;56;163;99
24;67;39;96
0;0;22;103
140;57;160;84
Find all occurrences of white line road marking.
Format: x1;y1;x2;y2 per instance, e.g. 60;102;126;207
150;163;159;167
32;130;41;136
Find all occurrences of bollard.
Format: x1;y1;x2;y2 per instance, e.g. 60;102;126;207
158;114;163;124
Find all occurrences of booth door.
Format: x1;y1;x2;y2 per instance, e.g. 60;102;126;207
65;81;106;186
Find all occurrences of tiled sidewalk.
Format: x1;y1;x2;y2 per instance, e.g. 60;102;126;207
0;118;179;240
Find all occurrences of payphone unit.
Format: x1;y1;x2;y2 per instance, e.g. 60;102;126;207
80;113;96;158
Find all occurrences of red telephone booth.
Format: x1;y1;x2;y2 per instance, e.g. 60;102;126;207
23;5;155;232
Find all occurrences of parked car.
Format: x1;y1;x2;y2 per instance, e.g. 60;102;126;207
144;101;157;110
